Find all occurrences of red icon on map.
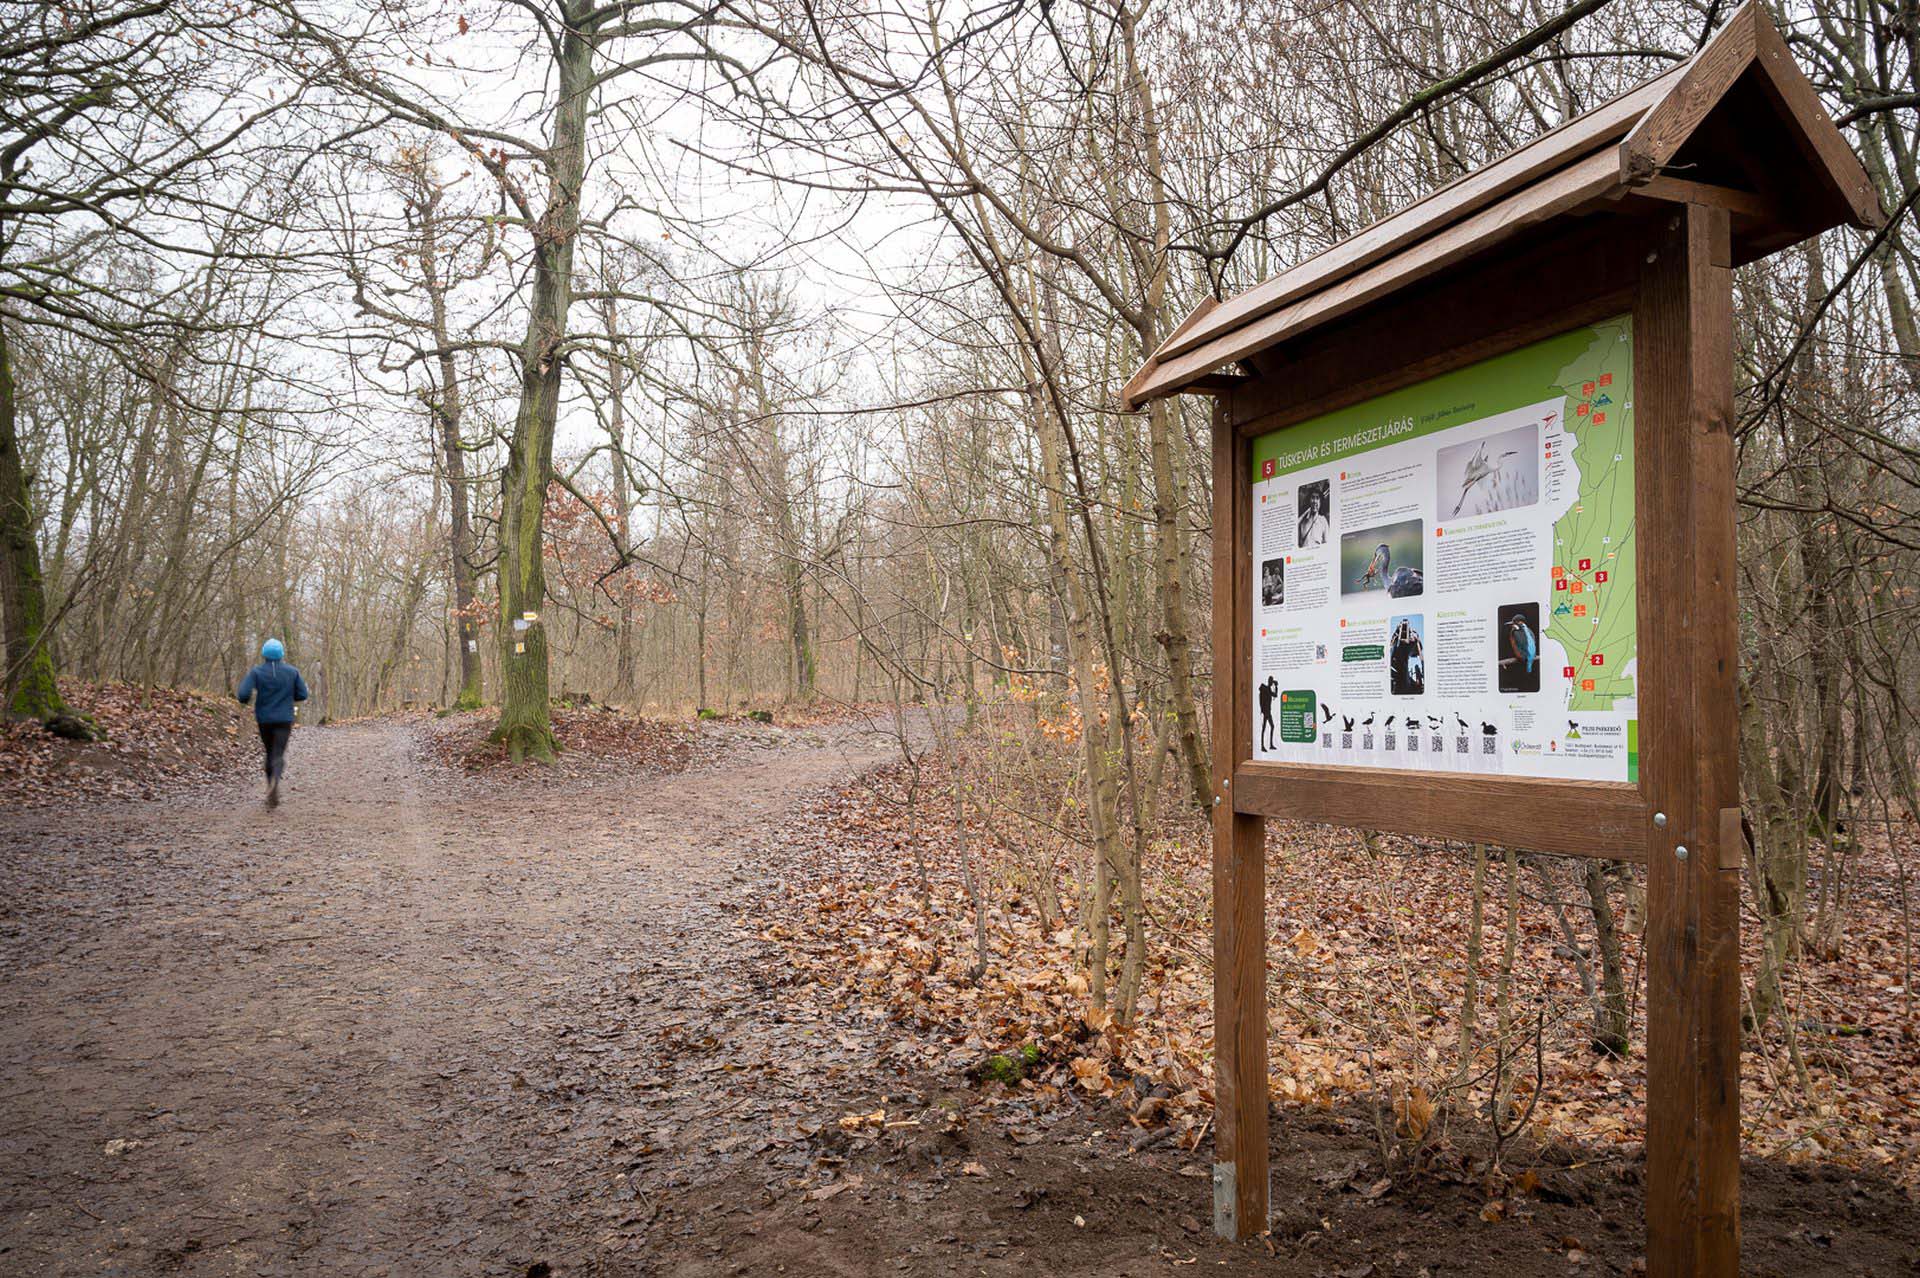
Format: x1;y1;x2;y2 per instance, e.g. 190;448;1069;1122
1595;570;1608;583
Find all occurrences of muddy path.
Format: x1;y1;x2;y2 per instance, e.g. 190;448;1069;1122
0;718;905;1277
4;717;1916;1278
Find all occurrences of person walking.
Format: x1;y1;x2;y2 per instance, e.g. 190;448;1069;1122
236;638;308;806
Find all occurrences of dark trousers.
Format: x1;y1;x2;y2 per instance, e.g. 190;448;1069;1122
258;722;292;783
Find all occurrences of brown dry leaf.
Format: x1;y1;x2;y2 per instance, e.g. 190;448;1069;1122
804;1175;862;1202
745;747;1920;1196
1398;1086;1435;1140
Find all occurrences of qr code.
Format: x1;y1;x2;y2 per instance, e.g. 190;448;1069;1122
1341;733;1354;749
1482;736;1496;754
1383;734;1396;751
1430;735;1443;752
1361;734;1374;751
1322;732;1333;749
1455;736;1469;753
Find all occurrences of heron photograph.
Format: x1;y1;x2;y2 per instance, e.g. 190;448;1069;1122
1434;419;1540;518
1340;518;1425;598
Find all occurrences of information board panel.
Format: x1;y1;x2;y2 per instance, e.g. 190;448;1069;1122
1249;318;1636;781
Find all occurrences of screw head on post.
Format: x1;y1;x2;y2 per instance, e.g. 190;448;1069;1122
1675;845;1689;862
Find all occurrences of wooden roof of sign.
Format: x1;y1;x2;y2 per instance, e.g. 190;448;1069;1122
1122;2;1882;410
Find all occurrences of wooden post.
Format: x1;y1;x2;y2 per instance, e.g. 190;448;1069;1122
1210;397;1269;1240
1637;203;1741;1277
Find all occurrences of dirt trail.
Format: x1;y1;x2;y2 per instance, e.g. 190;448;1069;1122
0;718;901;1277
5;718;1917;1278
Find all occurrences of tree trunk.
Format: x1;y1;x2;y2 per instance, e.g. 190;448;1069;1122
489;18;592;762
1454;842;1488;1093
1492;844;1521;1121
416;181;484;711
1116;4;1211;812
0;320;66;720
1583;861;1630;1057
374;457;443;706
1146;395;1212;810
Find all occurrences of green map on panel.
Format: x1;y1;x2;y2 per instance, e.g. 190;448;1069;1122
1547;322;1635;712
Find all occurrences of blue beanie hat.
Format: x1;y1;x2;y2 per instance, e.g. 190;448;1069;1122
262;638;285;661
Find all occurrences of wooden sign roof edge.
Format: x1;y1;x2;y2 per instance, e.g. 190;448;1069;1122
1124;1;1883;411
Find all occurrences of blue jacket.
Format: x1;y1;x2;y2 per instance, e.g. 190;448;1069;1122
237;660;309;725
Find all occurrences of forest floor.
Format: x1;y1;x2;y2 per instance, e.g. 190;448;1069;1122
1;712;1916;1277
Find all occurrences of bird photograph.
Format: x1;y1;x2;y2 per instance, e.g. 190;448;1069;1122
1497;602;1542;693
1435;421;1541;518
1342;519;1424;598
1447;441;1521;516
1510;620;1536;672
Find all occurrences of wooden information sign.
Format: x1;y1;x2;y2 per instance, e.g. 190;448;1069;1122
1121;6;1881;1274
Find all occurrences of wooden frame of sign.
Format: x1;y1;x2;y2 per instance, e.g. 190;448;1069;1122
1121;7;1881;1276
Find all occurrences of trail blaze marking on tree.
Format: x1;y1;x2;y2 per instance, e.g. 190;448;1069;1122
1120;6;1879;1272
